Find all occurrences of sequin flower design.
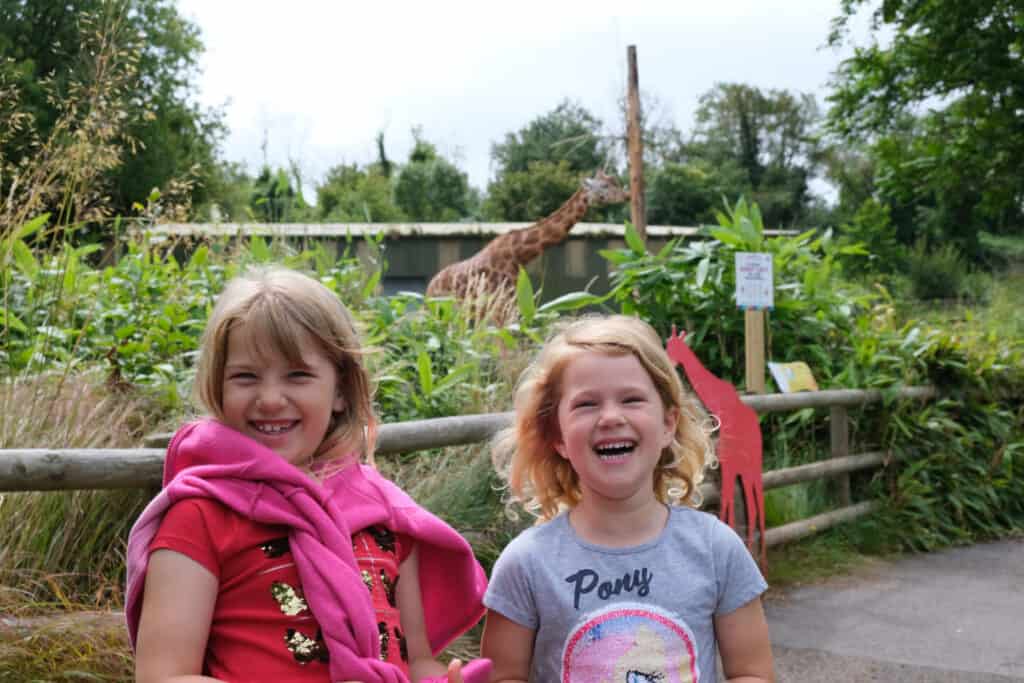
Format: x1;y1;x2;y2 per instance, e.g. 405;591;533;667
285;628;329;664
271;581;309;617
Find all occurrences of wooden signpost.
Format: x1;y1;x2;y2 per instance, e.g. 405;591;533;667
735;252;773;394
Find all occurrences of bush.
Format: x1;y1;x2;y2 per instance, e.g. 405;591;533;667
605;197;869;386
906;238;971;301
837;197;907;275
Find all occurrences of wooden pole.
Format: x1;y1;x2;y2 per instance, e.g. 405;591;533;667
764;501;879;547
626;45;646;240
830;406;852;506
744;309;766;393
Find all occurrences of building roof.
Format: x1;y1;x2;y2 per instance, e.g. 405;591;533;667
147;222;802;238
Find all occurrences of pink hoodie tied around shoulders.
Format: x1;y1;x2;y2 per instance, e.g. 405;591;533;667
125;419;490;683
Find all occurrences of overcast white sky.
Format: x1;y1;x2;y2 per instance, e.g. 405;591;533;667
176;1;876;200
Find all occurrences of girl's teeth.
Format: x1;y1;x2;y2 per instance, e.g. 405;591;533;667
256;423;291;434
595;441;636;456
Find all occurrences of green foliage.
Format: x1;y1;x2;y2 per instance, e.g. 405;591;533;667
821;143;877;224
905;238;971;301
491;99;609;175
646;159;749;226
1;223;376;407
193;161;257;222
829;0;1024;255
249;165;311;223
393;133;474;221
979;231;1024;269
483;160;580;221
606;197;863;385
837;197;904;275
867;324;1024;551
0;0;224;221
363;294;511;422
312;130;478;224
691;83;822;227
605;195;1024;554
316;163;405;223
486;101;623;222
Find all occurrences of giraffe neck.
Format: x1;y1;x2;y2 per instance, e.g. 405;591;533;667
481;188;590;268
534;188;590;246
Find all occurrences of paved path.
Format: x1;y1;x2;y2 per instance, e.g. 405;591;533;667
765;537;1024;682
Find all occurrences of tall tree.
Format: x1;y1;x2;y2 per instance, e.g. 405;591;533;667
491;99;611;176
829;0;1024;251
486;100;620;221
0;0;223;218
249;165;313;223
483;160;582;222
692;83;822;227
393;131;473;221
315;163;405;223
646;159;750;227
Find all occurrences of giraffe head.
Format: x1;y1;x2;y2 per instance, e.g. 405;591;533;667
581;171;629;207
665;325;691;367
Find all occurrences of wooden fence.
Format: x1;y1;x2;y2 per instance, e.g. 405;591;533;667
0;386;936;548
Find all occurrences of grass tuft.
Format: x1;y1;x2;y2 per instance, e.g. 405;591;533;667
0;372;165;607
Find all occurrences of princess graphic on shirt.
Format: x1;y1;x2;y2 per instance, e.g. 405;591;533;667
563;602;698;683
126;266;490;683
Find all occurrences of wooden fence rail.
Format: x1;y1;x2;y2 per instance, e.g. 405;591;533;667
0;386;935;548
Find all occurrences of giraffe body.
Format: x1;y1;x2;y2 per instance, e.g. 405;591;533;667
666;328;767;567
425;171;628;300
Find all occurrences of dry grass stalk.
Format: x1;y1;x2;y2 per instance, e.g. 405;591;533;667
456;271;520;328
0;373;161;608
0;371;159;450
0;608;132;681
0;12;139;239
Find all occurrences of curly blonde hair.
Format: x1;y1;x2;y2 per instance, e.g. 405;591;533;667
493;314;714;522
194;266;377;466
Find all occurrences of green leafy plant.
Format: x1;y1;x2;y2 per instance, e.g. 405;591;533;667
906;238;971;301
606;198;869;385
603;196;1024;548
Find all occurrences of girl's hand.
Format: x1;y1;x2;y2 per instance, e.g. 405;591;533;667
341;657;489;683
444;658;463;683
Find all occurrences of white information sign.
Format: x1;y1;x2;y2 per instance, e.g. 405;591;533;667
735;252;774;310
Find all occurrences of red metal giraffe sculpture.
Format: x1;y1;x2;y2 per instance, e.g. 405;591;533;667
666;327;766;567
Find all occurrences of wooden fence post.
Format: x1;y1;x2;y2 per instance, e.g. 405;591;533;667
744;309;766;393
830;405;852;506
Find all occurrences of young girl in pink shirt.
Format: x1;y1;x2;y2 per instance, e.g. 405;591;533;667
127;266;490;683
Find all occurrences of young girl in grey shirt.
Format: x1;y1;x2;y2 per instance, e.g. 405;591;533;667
482;315;774;683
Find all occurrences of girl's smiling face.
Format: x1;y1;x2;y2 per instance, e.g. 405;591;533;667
553;351;678;508
220;321;344;467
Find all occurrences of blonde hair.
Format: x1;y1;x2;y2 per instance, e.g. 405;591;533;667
194;266;377;465
493;314;714;521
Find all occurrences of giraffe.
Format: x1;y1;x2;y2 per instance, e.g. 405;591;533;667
425;171;629;300
666;327;767;568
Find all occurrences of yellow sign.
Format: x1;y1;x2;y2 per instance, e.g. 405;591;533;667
768;361;819;393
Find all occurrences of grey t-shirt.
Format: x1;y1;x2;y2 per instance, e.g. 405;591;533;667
484;505;767;682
